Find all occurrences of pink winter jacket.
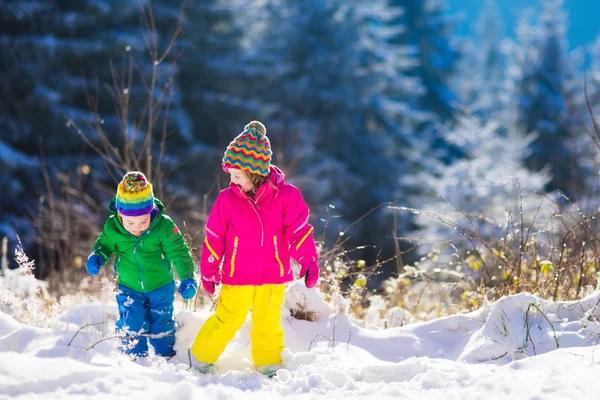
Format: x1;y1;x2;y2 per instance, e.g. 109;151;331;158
200;165;318;286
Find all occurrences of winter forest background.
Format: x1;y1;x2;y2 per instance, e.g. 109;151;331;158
3;0;600;318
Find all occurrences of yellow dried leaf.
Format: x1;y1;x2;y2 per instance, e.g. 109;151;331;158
588;263;596;273
540;261;553;275
354;275;367;287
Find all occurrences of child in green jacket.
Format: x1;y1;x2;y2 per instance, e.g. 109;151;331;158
86;171;197;357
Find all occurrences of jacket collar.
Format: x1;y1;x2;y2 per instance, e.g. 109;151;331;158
232;165;285;204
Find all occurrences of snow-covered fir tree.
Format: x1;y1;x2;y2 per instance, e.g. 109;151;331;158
514;0;584;198
374;0;465;266
563;36;600;213
0;0;195;274
384;0;464;241
387;0;462;151
178;0;255;148
349;1;433;259
407;116;554;259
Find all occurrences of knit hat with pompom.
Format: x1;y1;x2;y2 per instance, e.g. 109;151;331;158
222;120;272;176
115;171;155;216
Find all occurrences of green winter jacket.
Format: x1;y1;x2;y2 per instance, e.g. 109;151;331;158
91;198;196;293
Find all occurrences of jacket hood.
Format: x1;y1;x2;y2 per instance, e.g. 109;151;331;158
268;165;285;186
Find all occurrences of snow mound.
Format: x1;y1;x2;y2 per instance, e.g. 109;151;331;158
2;288;600;398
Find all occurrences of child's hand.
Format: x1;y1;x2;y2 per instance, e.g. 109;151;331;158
178;278;198;299
300;262;319;288
201;273;221;295
86;254;104;276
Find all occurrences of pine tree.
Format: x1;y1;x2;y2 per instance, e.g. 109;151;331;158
567;36;600;212
0;0;195;275
1;0;191;154
515;0;583;197
408;116;553;259
177;0;252;148
388;0;461;133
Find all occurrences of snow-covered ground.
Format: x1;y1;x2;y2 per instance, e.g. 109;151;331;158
2;279;600;399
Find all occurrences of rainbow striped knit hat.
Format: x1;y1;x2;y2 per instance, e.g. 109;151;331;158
115;171;155;216
222;121;272;176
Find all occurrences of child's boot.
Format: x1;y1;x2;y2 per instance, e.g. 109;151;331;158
257;364;283;378
188;348;214;374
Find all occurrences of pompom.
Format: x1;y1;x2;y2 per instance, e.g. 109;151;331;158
244;120;266;137
122;172;148;192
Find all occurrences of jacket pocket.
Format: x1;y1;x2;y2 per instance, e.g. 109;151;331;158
273;236;284;277
229;236;239;277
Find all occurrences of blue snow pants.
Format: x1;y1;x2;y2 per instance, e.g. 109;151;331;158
115;280;176;357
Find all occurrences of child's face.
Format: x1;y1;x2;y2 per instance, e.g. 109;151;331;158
229;169;254;193
120;213;151;236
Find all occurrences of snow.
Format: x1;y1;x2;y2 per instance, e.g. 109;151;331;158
2;275;600;399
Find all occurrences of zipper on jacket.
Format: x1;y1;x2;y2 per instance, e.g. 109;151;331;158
119;212;156;293
133;237;145;292
230;237;239;277
251;205;264;246
254;187;265;203
273;236;284;277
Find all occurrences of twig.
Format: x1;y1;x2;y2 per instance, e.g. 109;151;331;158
524;304;537;355
479;351;508;362
528;303;560;348
86;330;174;351
554;210;600;300
332;313;337;349
308;334;332;352
68;322;108;347
86;334;126;350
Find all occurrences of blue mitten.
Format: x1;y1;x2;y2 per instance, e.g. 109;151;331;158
86;254;104;276
178;278;198;299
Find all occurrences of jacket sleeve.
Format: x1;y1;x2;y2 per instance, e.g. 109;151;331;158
200;192;230;279
160;216;196;281
283;187;318;265
91;218;117;264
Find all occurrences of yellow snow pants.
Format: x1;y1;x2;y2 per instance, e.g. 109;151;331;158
190;284;286;366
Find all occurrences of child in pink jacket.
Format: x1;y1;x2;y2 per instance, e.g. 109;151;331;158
188;120;319;377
